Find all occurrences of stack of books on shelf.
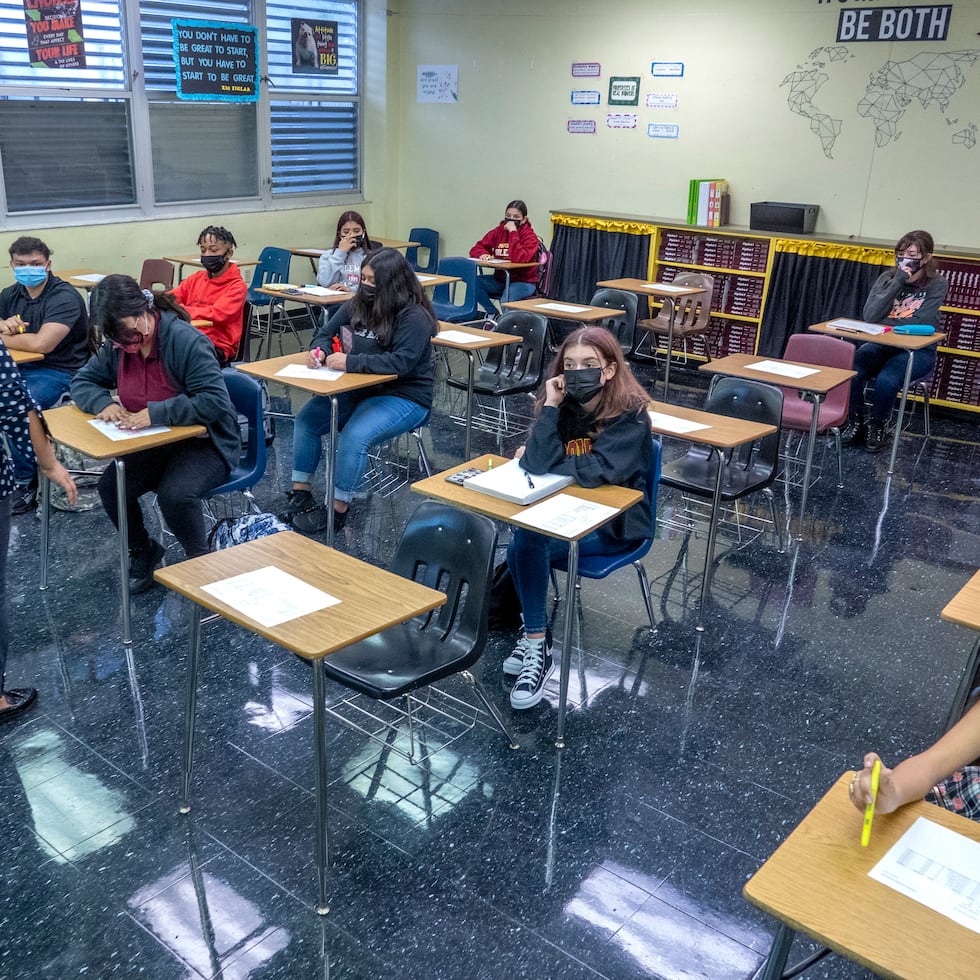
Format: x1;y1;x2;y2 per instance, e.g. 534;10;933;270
687;178;729;227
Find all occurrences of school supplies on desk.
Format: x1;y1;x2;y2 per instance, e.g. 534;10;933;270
892;324;936;335
462;457;572;505
826;318;887;335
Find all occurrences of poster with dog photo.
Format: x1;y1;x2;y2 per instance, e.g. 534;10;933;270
291;19;338;75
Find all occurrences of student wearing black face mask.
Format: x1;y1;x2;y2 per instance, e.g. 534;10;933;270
841;229;948;453
469;199;541;315
169;225;247;366
282;248;437;533
503;326;655;710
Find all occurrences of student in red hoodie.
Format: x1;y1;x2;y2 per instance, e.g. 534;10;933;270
469;199;540;316
169;226;248;365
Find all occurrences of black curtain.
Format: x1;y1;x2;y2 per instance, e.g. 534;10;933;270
548;223;650;304
759;251;887;357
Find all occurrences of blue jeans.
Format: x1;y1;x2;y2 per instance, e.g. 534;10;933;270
291;392;429;503
12;366;73;482
507;527;607;635
850;343;936;423
474;276;536;314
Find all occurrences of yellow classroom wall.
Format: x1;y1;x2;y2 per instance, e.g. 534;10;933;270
390;0;980;255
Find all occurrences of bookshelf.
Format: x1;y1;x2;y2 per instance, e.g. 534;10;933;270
934;255;980;412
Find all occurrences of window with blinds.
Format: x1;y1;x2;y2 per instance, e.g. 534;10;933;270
0;0;360;220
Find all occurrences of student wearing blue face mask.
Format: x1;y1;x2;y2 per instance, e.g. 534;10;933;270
841;229;948;454
0;236;93;513
504;326;654;710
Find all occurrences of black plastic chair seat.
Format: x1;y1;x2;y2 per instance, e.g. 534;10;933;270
661;455;776;500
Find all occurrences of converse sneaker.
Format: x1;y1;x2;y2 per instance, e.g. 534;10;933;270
509;635;555;710
128;538;165;594
864;419;886;454
503;627;551;676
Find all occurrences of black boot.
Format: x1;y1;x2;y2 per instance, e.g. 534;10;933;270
128;539;165;594
840;417;866;447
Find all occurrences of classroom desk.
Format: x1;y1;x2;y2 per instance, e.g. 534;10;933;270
412;454;642;748
698;353;855;540
502;296;612;323
288;240;420;274
58;268;107;291
9;349;44;364
415;272;461;290
253;284;350;360
236;353;395;545
39;404;206;646
808;321;946;477
470;257;541;297
434;320;520;459
164;256;259;281
744;771;980;980
940;568;980;730
648;400;778;630
596;277;707;398
154;531;445;914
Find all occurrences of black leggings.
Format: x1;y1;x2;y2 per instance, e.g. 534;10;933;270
98;439;229;559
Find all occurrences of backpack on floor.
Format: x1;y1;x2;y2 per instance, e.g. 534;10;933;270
208;512;289;550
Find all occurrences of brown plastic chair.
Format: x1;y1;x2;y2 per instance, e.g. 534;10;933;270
139;259;175;292
633;271;715;364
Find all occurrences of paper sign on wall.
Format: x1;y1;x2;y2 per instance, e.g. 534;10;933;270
571;62;601;77
567;119;597;134
646;92;678;109
607;113;638;129
571;90;601;105
652;62;684;77
648;123;680;139
417;64;458;102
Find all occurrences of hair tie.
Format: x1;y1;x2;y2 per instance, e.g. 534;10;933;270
142;288;154;307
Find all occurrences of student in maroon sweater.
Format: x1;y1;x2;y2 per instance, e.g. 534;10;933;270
469;199;540;315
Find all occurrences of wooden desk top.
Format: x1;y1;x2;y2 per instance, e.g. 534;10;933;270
412;454;643;542
744;772;980;980
433;321;521;350
700;353;856;394
647;400;777;449
502;297;611;321
596;277;707;298
9;348;44;364
809;320;947;351
255;285;350;307
44;404;206;460
286;239;420;257
58;268;106;290
941;569;980;631
415;273;461;288
236;352;396;397
164;255;259;270
470;258;541;271
154;531;445;660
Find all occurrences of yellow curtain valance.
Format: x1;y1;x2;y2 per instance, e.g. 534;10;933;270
774;238;893;265
551;213;657;236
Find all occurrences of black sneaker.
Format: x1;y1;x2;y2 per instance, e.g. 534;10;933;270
129;539;165;594
280;488;316;521
865;420;886;454
11;477;38;515
290;505;329;533
840;418;866;447
509;636;555;709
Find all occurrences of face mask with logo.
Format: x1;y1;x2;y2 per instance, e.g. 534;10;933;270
563;367;604;403
13;266;47;288
200;253;228;275
897;257;921;276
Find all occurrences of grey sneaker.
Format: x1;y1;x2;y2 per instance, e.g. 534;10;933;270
509;636;555;710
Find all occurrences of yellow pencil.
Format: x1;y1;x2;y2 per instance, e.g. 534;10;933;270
861;759;881;847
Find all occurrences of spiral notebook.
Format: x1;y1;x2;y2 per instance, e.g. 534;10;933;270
463;458;572;505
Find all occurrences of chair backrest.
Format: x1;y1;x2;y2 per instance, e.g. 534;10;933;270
220;368;267;486
782;332;854;425
431;256;479;321
140;259;175;292
406;228;440;275
705;376;783;478
669;272;714;333
392;501;497;650
480;310;549;388
588;288;639;351
247;247;292;304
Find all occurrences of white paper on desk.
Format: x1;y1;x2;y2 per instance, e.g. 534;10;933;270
275;364;343;381
261;283;299;292
747;359;819;379
416;275;437;282
646;282;686;292
437;329;486;345
299;285;346;297
648;410;711;434
539;302;590;313
518;493;619;538
472;257;504;264
827;318;887;335
88;419;171;441
73;273;105;283
868;816;980;934
202;565;340;628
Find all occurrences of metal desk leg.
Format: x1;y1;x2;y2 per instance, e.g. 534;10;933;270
555;539;579;749
887;351;915;476
661;298;678;400
324;395;339;546
795;392;822;541
179;605;203;814
115;459;132;645
755;923;795;980
464;350;476;460
944;636;980;732
696;447;725;632
39;474;51;590
312;663;331;915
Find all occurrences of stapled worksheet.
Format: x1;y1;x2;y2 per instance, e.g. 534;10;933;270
868;816;980;934
89;419;171;441
517;493;619;537
648;410;711;434
746;360;819;379
276;364;344;381
202;565;340;628
437;330;488;345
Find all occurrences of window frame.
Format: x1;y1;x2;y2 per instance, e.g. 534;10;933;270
0;0;363;228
